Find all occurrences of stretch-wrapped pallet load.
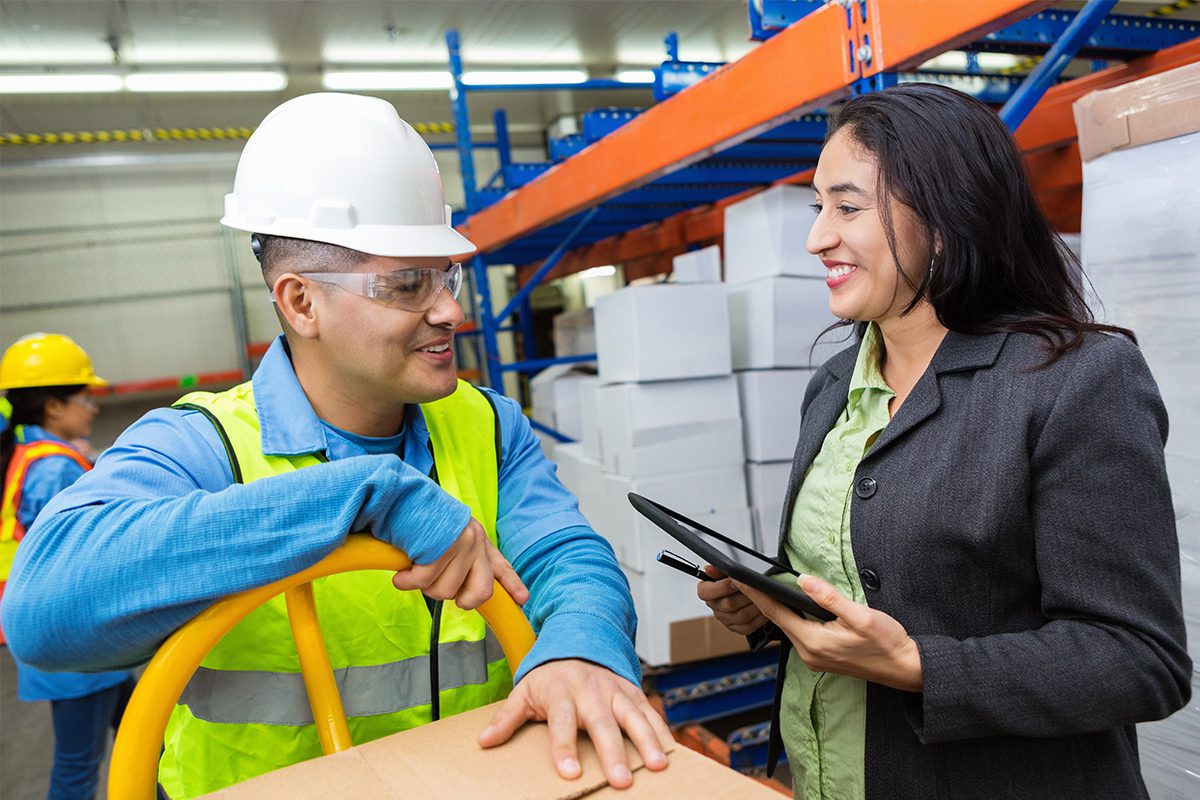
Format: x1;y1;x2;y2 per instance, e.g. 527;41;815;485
1076;62;1200;800
554;281;756;666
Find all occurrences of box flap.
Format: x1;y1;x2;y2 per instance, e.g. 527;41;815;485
1073;62;1200;162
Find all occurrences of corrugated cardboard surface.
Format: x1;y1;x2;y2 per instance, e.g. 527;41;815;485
1073;61;1200;163
668;615;751;663
198;701;780;799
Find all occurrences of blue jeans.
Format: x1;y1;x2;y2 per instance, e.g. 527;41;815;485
47;677;135;800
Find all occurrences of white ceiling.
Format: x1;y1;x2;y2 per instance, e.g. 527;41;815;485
0;0;757;69
0;0;1195;164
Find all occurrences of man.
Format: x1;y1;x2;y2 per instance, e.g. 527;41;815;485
3;93;669;798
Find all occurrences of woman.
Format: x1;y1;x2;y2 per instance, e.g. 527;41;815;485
1;332;135;800
699;84;1190;799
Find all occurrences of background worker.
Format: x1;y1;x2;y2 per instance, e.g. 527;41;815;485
0;333;138;800
3;93;669;799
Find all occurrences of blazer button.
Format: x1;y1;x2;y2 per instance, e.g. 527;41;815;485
855;477;877;499
859;568;881;591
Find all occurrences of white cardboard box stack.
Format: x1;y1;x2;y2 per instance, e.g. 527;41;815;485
724;185;838;555
552;282;755;666
530;364;593;443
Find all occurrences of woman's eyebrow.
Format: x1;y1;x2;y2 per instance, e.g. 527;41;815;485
821;181;868;196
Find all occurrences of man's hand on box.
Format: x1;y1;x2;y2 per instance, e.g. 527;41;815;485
477;659;672;788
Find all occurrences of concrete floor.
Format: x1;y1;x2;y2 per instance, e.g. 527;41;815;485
0;645;114;800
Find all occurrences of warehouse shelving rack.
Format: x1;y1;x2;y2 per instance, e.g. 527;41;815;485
447;0;1198;422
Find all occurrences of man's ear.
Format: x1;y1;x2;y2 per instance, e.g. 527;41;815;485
273;274;320;340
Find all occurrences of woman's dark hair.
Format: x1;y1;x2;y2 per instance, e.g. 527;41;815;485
0;385;85;481
818;82;1132;363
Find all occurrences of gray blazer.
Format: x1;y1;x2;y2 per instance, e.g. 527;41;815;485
764;329;1191;799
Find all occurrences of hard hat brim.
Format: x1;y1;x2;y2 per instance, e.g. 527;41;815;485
221;217;478;259
0;374;108;391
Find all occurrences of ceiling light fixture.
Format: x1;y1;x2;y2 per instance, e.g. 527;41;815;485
321;70;453;91
124;71;288;92
614;69;656;84
0;73;124;94
577;265;616;279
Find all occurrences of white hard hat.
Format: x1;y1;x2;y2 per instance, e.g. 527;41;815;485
221;93;475;257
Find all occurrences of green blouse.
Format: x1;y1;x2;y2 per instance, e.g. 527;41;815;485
780;322;895;800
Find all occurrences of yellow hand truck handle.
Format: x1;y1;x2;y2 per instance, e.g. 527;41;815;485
108;534;537;800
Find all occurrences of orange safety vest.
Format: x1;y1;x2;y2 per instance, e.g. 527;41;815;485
0;438;93;643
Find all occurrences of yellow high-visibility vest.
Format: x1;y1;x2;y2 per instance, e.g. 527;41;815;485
159;379;511;798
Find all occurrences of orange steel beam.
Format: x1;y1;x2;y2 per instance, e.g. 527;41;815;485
517;35;1198;285
858;1;1054;76
1028;142;1082;195
469;1;1055;255
463;2;857;253
1014;37;1200;153
515;168;816;286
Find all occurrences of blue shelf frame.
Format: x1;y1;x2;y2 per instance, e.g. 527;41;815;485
447;0;1196;428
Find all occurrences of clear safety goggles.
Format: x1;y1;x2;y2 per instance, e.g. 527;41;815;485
295;263;463;313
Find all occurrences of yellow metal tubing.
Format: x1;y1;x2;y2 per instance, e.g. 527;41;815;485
284;583;354;754
108;534;536;800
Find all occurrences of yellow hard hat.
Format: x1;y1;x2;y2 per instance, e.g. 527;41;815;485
0;333;109;391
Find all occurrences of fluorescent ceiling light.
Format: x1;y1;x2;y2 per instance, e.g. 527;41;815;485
124;71;287;92
919;50;1027;73
128;45;281;65
578;265;616;279
614;69;656;84
322;70;452;91
0;73;124;94
463;70;587;86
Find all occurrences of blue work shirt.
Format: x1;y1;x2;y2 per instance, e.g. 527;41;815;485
8;425;133;702
3;336;638;689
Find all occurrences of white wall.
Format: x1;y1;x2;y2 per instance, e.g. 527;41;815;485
0;143;545;444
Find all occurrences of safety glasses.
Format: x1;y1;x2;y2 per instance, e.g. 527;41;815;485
296;262;463;313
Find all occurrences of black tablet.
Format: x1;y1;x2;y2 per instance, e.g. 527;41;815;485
628;492;836;622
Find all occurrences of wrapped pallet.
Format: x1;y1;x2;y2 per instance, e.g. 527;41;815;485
1076;62;1200;800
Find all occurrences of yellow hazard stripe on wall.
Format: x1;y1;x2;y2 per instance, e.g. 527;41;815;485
1147;0;1197;17
999;56;1042;76
0;122;455;146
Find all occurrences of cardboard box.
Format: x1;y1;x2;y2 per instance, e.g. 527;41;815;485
199;700;779;799
625;561;754;666
553;307;597;359
736;369;813;463
671;245;722;283
594;284;732;384
1073;61;1200;163
595;377;742;477
600;469;750;573
746;461;791;555
723;184;827;284
577;376;603;461
728;276;844;369
552;443;606;530
604;419;745;479
530;364;592;442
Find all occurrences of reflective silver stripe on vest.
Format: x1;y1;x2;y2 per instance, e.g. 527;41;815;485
179;631;505;726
